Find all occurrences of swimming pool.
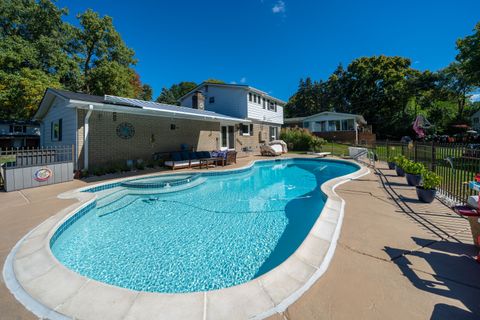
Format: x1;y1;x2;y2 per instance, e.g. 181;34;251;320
50;158;359;293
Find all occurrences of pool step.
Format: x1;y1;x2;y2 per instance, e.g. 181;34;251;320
95;177;207;212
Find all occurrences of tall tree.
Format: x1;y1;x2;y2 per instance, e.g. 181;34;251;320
439;62;474;120
74;9;137;95
456;22;480;86
156;81;197;105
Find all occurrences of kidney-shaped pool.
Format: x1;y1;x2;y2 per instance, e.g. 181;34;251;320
50;158;359;293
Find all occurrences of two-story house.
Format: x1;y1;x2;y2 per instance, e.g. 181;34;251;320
0;120;40;148
179;82;285;154
33;85;283;170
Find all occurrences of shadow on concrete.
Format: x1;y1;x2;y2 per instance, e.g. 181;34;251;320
430;303;478;320
385;238;480;318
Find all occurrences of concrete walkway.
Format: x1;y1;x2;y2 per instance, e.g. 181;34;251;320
276;163;480;320
1;158;479;319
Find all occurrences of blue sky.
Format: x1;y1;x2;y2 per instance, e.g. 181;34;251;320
58;0;480;101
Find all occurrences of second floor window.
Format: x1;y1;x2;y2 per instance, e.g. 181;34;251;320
249;92;252;102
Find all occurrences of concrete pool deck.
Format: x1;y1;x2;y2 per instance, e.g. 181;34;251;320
1;155;479;319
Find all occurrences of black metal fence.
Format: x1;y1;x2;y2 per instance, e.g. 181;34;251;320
0;145;74;168
372;141;480;205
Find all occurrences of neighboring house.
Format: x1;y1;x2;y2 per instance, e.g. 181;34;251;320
33;87;282;171
471;110;480;131
0;120;40;149
284;111;375;145
179;82;285;153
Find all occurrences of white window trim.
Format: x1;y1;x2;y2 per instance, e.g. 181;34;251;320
241;124;250;136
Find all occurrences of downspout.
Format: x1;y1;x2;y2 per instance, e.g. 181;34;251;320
84;105;93;170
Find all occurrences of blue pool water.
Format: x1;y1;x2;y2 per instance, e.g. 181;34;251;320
51;159;358;293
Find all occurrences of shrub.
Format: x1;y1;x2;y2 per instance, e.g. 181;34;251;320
280;128;323;151
421;171;441;190
135;161;145;170
90;166;106;176
309;136;326;152
393;155;408;169
403;161;425;175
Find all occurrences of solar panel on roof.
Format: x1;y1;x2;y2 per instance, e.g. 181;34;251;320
104;95;246;122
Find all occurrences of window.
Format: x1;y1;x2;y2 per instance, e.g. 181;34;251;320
51;119;62;141
170;124;176;130
240;124;250;136
209;96;215;104
263;99;266;109
269;126;278;141
268;100;275;111
341;119;348;131
221;125;235;149
9;125;26;133
249;92;252;102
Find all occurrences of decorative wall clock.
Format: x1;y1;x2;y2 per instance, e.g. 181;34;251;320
116;122;135;139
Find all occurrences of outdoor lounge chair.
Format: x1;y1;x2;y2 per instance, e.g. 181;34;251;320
260;144;283;156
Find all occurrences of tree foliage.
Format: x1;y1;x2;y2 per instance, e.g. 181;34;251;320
0;0;151;119
156;81;197;105
456;22;480;86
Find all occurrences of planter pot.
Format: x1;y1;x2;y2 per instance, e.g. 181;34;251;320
387;162;396;170
405;173;422;186
416;187;436;203
395;166;405;177
467;216;480;248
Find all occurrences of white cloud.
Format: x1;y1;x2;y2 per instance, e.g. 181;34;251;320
240;77;247;84
272;0;285;14
471;93;480;102
230;81;237;84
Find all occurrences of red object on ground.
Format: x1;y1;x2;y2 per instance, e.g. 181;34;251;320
454;206;480;217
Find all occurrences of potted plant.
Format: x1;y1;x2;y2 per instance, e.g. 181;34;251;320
387;155;396;170
403;161;425;186
416;170;441;203
393;155;407;177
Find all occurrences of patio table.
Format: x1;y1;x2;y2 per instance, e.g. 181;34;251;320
199;157;218;169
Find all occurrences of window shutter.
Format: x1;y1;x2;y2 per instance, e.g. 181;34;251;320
58;119;63;141
249;124;253;136
239;124;244;135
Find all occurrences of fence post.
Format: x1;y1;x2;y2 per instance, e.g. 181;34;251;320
431;140;436;171
386;139;389;160
414;141;418;162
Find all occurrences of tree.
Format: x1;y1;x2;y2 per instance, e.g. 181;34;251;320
74;9;137;94
156;81;197;105
439;63;474;120
456;22;480;86
0;68;61;119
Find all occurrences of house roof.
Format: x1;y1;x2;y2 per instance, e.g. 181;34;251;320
284;111;367;125
33;88;249;124
178;82;287;105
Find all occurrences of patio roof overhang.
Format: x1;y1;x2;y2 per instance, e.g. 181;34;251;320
70;100;249;125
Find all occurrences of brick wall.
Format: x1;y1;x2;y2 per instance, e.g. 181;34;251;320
235;122;281;156
77;110;220;169
313;131;376;145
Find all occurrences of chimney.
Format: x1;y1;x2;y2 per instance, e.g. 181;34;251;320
192;91;205;110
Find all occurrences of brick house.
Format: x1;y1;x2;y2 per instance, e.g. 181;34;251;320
33;86;285;170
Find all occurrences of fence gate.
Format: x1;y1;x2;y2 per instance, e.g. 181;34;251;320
0;145;74;192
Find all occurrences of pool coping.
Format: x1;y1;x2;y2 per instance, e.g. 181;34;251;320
3;157;370;320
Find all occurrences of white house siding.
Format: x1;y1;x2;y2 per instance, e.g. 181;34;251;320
247;101;283;125
181;86;248;119
40;98;77;149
